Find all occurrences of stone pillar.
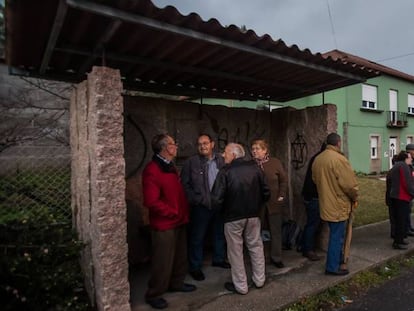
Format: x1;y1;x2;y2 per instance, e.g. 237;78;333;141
71;66;130;311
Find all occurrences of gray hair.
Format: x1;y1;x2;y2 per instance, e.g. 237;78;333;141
151;133;170;154
227;143;245;159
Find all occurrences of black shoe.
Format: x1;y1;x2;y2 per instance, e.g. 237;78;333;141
189;269;205;281
146;297;168;309
393;242;408;250
303;251;321;261
406;231;414;237
212;261;231;269
402;239;410;245
272;261;285;268
325;269;349;276
169;283;197;292
224;282;244;294
224;281;237;293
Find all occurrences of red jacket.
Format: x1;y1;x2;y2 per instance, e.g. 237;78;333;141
142;155;189;230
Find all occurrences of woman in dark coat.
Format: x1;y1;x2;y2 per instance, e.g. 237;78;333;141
251;139;288;268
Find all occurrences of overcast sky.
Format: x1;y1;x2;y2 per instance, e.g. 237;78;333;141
152;0;414;76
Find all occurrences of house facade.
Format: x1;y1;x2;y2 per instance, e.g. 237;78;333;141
282;50;414;174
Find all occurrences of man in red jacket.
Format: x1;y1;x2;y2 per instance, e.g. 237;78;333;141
142;134;196;309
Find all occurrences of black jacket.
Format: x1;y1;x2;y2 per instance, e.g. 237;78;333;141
211;158;270;223
181;153;224;209
389;161;414;202
302;153;319;200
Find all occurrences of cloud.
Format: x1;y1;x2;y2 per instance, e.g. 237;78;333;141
153;0;414;75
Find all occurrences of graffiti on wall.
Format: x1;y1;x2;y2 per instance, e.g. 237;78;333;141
217;125;267;154
125;110;268;177
291;134;308;170
125;114;148;178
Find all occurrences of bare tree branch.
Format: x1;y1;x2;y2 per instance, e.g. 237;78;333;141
0;74;72;153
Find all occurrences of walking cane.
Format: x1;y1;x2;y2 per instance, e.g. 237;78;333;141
341;201;357;270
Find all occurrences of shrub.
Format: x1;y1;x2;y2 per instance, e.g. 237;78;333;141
0;170;93;310
0;222;92;311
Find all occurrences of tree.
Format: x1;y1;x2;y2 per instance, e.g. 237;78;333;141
0;72;73;153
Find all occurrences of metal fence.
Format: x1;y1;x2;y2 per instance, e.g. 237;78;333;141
0;144;71;226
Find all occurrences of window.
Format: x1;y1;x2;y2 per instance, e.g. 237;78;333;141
389;90;398;124
407;136;413;145
370;136;379;159
408;94;414;114
362;84;377;109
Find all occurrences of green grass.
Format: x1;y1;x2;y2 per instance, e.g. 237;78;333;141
354;176;388;227
283;255;414;311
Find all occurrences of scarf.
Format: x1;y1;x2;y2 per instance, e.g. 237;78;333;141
254;154;269;171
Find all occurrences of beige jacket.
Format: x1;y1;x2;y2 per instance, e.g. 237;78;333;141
312;145;358;222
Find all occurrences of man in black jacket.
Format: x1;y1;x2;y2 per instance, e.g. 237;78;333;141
300;143;326;261
211;143;270;295
181;134;229;282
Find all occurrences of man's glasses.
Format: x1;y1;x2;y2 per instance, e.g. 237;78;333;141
198;142;211;147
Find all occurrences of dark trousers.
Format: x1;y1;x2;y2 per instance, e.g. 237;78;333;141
188;206;226;271
388;205;396;238
268;212;283;262
145;225;188;299
406;200;413;232
301;198;321;253
392;199;409;244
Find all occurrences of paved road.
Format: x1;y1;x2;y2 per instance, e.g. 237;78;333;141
337;266;414;311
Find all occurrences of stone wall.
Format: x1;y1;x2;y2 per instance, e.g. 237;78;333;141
124;95;337;263
71;67;130;311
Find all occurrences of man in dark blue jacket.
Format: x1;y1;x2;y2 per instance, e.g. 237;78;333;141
181;134;229;281
211;143;270;295
300;143;326;261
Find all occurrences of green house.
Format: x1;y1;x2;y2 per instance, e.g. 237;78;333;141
283;50;414;174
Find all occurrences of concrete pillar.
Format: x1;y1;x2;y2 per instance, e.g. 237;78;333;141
71;66;130;311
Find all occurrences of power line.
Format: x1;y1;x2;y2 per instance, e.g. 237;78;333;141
326;0;338;49
376;52;414;62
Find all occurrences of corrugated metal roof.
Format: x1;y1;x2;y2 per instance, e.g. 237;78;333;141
5;0;378;102
324;49;414;84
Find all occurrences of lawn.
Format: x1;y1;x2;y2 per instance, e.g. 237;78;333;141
354;176;388;227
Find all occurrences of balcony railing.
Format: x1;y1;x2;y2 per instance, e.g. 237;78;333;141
387;110;408;128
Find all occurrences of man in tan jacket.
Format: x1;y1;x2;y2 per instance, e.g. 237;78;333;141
312;133;358;276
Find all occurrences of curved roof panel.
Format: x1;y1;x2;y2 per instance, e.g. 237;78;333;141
5;0;378;101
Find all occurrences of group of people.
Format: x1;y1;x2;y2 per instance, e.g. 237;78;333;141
386;144;414;250
141;132;358;309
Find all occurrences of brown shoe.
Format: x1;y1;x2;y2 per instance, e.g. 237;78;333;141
303;251;320;261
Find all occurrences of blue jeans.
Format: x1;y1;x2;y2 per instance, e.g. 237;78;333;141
301;198;321;253
188;206;226;271
326;221;346;273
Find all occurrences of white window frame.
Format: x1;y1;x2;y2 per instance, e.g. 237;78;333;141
408;94;414;115
362;84;377;109
370;135;379;159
